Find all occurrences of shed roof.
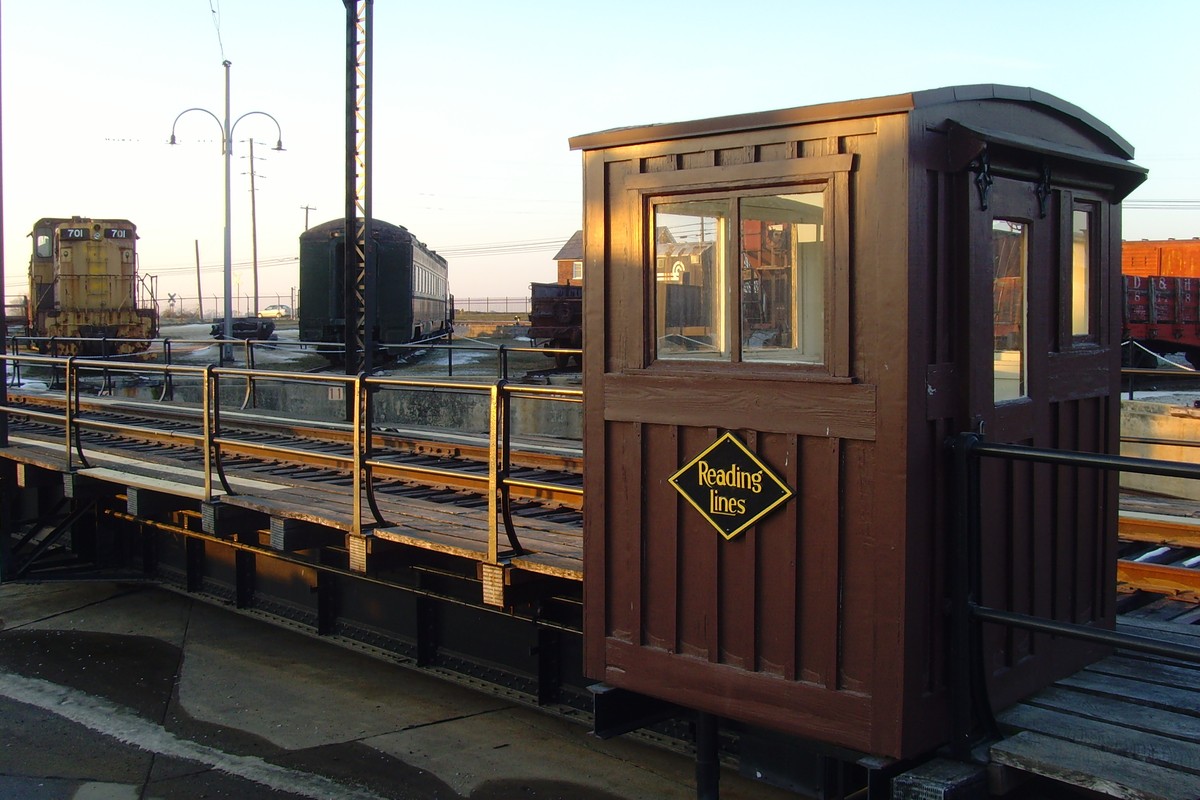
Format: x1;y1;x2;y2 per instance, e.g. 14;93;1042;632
553;230;584;261
569;84;1134;160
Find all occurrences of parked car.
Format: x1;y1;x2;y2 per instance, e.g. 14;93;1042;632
259;304;292;319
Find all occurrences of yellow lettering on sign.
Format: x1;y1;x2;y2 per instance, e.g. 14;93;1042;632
697;461;763;493
709;490;746;517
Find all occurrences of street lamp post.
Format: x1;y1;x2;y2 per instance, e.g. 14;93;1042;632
169;60;283;359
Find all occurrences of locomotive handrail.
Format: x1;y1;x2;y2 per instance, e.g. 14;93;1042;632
948;431;1200;760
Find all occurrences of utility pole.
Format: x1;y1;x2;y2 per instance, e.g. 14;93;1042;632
248;138;261;316
301;204;316;230
194;240;204;320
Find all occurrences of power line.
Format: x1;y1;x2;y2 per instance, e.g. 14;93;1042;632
1125;200;1200;210
209;0;226;61
144;234;572;273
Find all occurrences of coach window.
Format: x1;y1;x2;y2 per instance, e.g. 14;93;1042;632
1070;204;1095;341
653;187;826;365
993;219;1028;402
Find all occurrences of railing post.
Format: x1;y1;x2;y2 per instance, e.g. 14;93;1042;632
496;345;508;381
100;337;113;396
202;365;215;501
487;380;504;563
7;338;19;388
161;339;174;402
242;342;257;411
64;356;78;472
352;373;366;537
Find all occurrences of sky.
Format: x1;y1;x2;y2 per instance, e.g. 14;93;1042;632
2;0;1198;313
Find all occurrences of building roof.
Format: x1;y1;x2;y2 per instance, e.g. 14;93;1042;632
553;230;584;262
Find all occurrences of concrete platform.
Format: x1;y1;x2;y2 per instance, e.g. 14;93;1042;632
0;582;793;800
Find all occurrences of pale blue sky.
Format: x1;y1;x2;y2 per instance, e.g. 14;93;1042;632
3;0;1197;307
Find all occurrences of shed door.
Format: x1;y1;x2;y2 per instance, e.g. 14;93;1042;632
966;175;1054;443
963;172;1116;708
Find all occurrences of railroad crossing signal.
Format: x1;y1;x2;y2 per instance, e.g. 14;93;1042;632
669;432;794;540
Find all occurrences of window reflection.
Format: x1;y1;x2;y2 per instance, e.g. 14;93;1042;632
993;220;1027;402
1072;209;1091;338
739;193;824;363
655;202;728;360
652;191;825;364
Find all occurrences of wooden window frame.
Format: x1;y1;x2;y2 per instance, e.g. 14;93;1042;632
1060;192;1104;350
635;153;854;380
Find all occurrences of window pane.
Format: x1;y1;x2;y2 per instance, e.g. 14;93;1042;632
1072;209;1091;338
739;193;824;363
654;201;728;360
993;220;1027;402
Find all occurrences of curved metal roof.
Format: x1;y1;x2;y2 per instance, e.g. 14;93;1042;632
569;84;1134;160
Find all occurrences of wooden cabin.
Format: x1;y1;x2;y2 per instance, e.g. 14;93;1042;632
570;85;1146;760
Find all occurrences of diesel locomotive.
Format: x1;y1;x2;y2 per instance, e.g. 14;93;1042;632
26;217;159;355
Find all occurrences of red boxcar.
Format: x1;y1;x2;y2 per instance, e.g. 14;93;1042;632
1122;240;1200;365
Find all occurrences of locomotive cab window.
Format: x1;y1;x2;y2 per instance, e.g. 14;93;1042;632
653;187;827;366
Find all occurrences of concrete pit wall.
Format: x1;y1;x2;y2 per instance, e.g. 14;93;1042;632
1120;399;1200;501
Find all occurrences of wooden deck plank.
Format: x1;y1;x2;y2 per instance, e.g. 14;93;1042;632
510;551;583;581
990;731;1200;800
373;525;487;560
1058;670;1200;716
219;493;354;531
997;704;1200;777
1118;616;1200;644
1083;654;1200;692
1026;685;1200;744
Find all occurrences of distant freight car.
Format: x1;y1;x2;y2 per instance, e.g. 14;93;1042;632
26;217;159;355
1121;239;1200;366
528;281;582;368
298;218;451;363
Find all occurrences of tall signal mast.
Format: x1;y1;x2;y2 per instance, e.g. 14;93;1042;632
344;0;373;376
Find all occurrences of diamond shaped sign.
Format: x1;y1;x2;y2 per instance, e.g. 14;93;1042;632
669;432;794;540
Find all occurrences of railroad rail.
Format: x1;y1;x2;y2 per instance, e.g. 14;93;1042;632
1118;509;1200;601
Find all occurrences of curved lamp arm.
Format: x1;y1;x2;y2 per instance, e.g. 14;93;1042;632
230;111;286;151
168;108;226;151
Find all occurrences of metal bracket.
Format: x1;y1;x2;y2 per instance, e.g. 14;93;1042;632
1035;164;1052;219
972;149;993;211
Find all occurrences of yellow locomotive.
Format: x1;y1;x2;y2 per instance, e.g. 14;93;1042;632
27;217;159;355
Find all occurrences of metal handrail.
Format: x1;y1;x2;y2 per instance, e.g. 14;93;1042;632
0;353;583;566
7;332;582;385
948;432;1200;759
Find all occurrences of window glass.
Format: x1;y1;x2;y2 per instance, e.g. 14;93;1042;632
653;189;827;364
993;220;1027;402
1071;209;1091;338
36;234;52;259
572;261;583;281
654;201;729;360
739;193;824;363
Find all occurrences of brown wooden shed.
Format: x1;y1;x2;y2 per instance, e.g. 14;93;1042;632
569;85;1146;760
